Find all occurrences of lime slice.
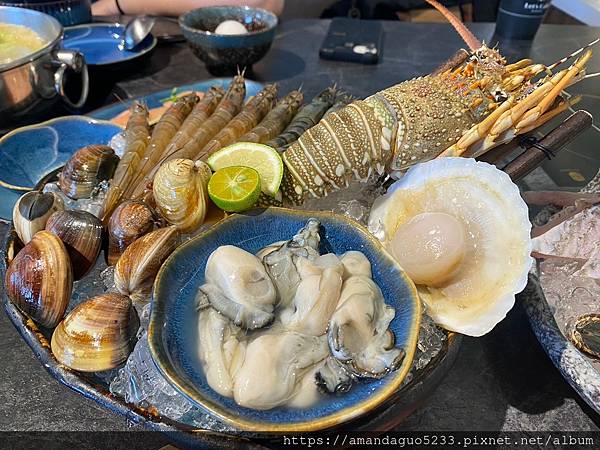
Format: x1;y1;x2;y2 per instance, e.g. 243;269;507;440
207;142;283;197
208;166;261;212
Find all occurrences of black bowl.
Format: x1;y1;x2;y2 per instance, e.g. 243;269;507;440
178;6;277;76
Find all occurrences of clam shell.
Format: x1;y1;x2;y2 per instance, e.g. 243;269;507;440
59;145;119;199
114;226;179;304
13;191;64;245
5;231;73;328
51;293;139;372
45;210;103;280
107;200;155;266
153;159;211;233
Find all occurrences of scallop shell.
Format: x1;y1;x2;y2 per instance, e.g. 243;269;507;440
13;191;64;245
59;145;119;199
45;210;103;280
368;158;532;337
51;293;139;372
114;226;179;304
107;200;154;266
153;159;211;233
5;231;73;328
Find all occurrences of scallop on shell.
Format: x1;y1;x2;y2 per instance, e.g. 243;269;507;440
153;159;211;233
51;293;139;372
4;231;73;328
368;158;532;337
114;226;179;304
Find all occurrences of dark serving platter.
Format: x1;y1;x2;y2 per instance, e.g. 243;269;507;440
1;215;461;448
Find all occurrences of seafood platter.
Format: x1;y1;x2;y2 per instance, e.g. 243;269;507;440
1;0;597;443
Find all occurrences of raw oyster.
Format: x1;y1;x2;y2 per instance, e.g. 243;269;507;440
340;251;372;279
233;332;328;410
280;254;343;336
368;157;532;337
198;245;277;329
197;306;246;397
328;276;404;378
314;356;354;394
258;218;321;309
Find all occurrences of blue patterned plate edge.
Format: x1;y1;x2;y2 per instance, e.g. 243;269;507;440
63;22;157;66
88;79;264;121
524;269;600;415
148;207;422;433
0;115;122;221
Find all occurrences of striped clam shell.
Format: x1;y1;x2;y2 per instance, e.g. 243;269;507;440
5;231;73;328
51;293;139;372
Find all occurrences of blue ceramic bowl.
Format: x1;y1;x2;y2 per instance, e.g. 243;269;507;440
0;0;91;26
63;23;157;67
179;6;277;75
0;116;121;221
149;208;421;432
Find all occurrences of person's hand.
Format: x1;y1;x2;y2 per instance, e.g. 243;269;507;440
92;0;120;16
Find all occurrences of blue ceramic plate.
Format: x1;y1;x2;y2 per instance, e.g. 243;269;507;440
63;23;157;66
149;208;422;432
89;78;263;122
0;116;121;221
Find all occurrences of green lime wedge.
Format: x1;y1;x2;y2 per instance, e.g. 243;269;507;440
207;142;283;197
208;166;261;212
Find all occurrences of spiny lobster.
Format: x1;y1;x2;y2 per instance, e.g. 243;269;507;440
281;0;594;205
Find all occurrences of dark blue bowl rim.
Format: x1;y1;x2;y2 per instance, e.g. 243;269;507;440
178;5;278;38
63;22;157;66
148;207;422;433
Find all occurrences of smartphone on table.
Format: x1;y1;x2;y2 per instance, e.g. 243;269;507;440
319;17;384;65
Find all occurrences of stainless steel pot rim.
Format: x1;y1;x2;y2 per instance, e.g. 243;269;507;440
0;5;63;73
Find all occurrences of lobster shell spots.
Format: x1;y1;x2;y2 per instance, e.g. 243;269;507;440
59;145;119;199
114;226;179;304
282;100;386;204
5;231;73;328
45;210;103;280
51;293;139;372
107;200;154;266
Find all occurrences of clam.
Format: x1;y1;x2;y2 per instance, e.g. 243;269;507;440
107;200;155;266
51;293;139;372
570;314;600;359
368;158;533;337
59;145;119;199
153;159;211;233
13;191;64;245
5;231;72;328
45;210;102;279
114;226;179;304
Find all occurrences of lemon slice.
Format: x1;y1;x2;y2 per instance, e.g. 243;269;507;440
207;142;283;197
208;166;261;212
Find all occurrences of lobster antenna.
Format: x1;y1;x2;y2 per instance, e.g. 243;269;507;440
424;0;480;52
547;38;599;71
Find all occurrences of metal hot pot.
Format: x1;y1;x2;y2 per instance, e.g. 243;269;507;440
0;6;88;129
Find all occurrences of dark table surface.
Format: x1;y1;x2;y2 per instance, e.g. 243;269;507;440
2;19;600;436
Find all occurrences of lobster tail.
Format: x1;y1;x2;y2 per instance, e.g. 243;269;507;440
282;100;390;204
